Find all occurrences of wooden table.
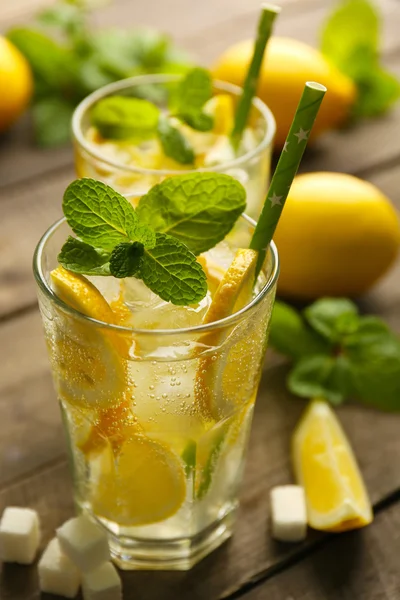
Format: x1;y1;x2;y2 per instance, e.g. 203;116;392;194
1;1;400;598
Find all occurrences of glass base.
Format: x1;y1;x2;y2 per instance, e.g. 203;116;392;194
104;507;237;571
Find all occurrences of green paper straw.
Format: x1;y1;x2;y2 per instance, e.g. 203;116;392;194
250;81;327;270
231;4;281;150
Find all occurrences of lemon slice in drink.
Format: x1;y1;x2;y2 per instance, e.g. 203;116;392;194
195;249;258;420
292;399;373;532
91;435;186;526
50;267;128;409
204;94;235;135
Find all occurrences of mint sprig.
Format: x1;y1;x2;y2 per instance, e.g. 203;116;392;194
157;116;195;165
321;0;400;118
270;298;400;411
58;174;245;306
174;67;214;132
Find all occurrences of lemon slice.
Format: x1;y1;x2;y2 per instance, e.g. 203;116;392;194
197;255;226;295
292;399;373;532
91;435;186;526
204;94;235;135
195;249;258;420
50;267;128;409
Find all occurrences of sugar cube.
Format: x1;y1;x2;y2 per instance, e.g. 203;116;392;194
38;537;81;598
57;515;110;573
82;562;122;600
0;506;40;564
270;485;307;542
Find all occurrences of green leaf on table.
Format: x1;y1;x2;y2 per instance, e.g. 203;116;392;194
269;301;331;361
343;324;400;411
137;172;246;255
109;242;144;278
321;0;400;117
63;179;155;250
58;236;111;276
91;96;160;140
157;116;195;165
288;354;353;406
32;97;75;147
304;298;359;342
36;2;84;39
140;233;207;305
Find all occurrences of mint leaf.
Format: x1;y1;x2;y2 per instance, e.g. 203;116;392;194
345;330;400;411
321;0;400;117
109;242;144;278
288;354;352;405
137;173;246;255
176;67;212;114
196;423;229;499
174;67;214;131
91;96;159;141
180;111;214;132
140;233;207;305
304;298;358;342
321;0;378;70
58;237;110;276
63;179;153;250
32;97;74;147
181;440;197;479
157;116;195;165
269;301;331;360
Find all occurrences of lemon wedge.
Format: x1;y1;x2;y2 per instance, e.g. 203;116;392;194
204;94;235;135
195;249;258;420
91;435;186;526
292;399;373;532
50;267;128;409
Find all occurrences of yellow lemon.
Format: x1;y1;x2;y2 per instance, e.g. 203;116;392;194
212;37;357;148
91;435;186;526
0;36;33;132
274;172;400;300
50;267;128;409
293;399;373;532
204;94;235;135
195;249;258;420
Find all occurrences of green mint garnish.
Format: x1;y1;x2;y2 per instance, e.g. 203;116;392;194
137;173;246;255
269;298;400;411
109;242;144;278
91;96;160;141
58;174;245;306
139;233;207;305
157;116;195;165
58;236;111;276
174;67;214;132
63;178;156;250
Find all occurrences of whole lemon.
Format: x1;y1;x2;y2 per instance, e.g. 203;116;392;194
212;37;357;148
0;35;33;133
274;173;400;300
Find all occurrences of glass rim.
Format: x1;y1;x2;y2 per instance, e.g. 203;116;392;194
72;73;276;178
33;215;279;337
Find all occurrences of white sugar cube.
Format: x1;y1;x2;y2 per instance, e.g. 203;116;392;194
270;485;307;542
38;537;81;598
0;506;40;564
82;562;122;600
57;515;110;573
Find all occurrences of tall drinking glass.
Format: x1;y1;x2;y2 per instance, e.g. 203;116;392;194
72;74;276;220
33;214;279;570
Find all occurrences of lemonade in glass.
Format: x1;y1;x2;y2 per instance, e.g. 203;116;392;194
33;173;278;569
72;72;276;220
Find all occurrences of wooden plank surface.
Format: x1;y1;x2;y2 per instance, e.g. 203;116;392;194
241;500;400;600
0;0;400;598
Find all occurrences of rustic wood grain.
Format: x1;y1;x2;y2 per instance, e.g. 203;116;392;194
241;500;400;600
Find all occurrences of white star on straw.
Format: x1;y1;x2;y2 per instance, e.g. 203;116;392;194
283;141;289;152
294;128;309;143
269;192;283;207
